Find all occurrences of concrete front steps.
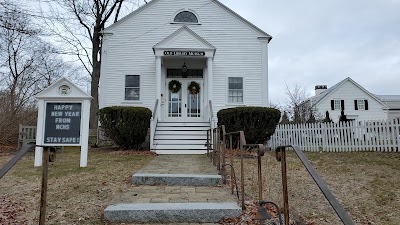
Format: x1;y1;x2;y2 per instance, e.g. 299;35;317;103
153;122;210;154
104;202;241;223
104;155;242;224
132;173;223;186
104;178;241;223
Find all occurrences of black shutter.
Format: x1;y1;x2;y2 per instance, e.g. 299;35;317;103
365;100;369;110
331;100;334;110
354;100;358;110
341;100;345;110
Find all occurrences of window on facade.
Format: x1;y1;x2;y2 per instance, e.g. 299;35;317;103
355;99;369;110
331;99;343;110
228;77;243;103
167;69;203;78
357;100;365;110
125;75;140;100
173;11;198;23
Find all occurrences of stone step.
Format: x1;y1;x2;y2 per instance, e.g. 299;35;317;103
132;173;222;186
104;202;241;223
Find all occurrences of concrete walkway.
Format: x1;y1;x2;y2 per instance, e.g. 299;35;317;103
105;155;241;224
136;155;218;174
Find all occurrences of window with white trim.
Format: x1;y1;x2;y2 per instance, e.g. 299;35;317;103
334;100;341;110
357;99;365;110
125;75;140;100
355;99;369;110
228;77;243;103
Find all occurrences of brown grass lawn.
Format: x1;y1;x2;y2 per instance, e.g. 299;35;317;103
1;147;399;225
230;150;400;225
0;147;155;225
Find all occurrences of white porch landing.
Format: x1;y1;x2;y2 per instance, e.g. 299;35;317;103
153;122;210;154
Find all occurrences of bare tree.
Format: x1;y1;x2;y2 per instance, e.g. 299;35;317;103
41;0;147;129
0;1;76;145
284;83;310;124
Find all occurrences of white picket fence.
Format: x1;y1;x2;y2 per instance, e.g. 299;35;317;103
268;119;400;152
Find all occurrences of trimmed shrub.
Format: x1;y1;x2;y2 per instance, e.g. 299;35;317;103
217;107;281;144
98;106;152;149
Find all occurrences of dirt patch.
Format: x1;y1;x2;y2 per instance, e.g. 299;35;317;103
0;195;28;224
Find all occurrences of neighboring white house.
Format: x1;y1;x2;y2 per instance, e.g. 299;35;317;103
99;0;272;154
302;77;400;122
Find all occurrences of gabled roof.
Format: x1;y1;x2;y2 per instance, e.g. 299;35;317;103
102;0;272;41
153;25;215;50
212;0;272;40
307;77;387;108
35;76;92;100
376;95;400;109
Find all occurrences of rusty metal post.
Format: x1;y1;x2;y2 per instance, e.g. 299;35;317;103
221;126;226;183
229;134;234;194
212;129;216;166
239;131;245;210
216;127;220;171
257;149;263;201
206;129;210;159
39;147;49;225
280;147;290;225
257;144;266;201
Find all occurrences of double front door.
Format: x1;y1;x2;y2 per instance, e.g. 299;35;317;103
165;79;203;122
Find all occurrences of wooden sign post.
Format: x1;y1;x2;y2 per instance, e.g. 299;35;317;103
39;147;49;225
34;77;92;167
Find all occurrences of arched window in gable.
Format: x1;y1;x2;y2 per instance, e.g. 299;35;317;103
174;11;198;23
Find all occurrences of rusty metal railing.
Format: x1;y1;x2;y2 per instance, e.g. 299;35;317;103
206;126;266;210
1;145;57;225
205;125;354;224
275;145;355;225
0;144;34;179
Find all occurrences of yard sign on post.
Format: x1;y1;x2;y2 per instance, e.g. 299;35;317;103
34;77;92;167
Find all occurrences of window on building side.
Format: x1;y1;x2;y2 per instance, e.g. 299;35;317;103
228;77;243;103
355;99;368;110
174;11;198;23
357;100;365;110
125;75;140;100
334;100;341;110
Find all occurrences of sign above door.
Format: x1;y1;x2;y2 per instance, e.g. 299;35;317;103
164;51;205;56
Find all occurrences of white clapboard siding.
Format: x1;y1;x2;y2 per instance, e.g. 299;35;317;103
268;119;400;152
99;0;266;116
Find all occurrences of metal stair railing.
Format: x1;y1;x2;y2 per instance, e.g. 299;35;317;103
275;145;354;225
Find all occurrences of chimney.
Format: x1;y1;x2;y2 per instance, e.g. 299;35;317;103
315;85;327;96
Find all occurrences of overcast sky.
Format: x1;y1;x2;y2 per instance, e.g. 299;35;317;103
220;0;400;106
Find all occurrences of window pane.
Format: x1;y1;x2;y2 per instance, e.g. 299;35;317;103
334;100;341;110
228;77;243;89
357;100;365;110
174;11;198;23
126;75;140;87
228;77;243;103
228;90;243;103
125;88;140;100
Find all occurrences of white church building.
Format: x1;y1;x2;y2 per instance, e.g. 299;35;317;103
99;0;272;154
